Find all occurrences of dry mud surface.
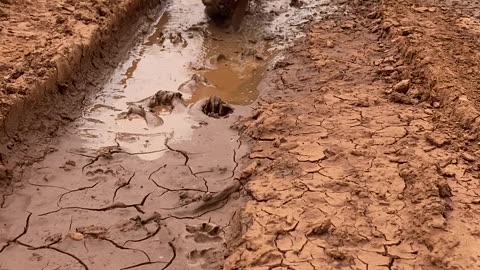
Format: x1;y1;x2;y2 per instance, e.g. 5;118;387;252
225;1;480;270
2;0;480;270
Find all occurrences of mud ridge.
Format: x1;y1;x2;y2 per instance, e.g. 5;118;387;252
0;0;165;190
377;0;480;132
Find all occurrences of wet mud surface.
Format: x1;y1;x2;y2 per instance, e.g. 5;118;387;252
0;0;338;269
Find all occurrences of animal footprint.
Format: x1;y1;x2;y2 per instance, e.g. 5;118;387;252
187;248;221;265
84;164;124;179
185;223;222;243
85;168;114;178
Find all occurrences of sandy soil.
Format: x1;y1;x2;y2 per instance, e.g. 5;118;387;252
225;0;480;269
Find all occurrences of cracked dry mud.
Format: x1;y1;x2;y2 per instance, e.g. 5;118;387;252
0;128;246;270
224;1;480;270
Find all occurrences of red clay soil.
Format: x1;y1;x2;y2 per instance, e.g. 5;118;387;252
225;0;480;269
0;0;162;189
380;0;480;132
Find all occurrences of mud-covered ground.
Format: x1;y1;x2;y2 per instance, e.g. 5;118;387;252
225;0;480;269
1;0;338;269
2;0;480;269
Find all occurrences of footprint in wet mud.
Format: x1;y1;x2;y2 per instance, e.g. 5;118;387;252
185;222;223;243
187;248;222;266
84;165;125;181
85;167;115;178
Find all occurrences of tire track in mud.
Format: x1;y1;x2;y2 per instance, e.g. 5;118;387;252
225;2;480;270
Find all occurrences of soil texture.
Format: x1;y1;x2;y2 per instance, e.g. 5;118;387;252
2;0;480;269
225;0;480;269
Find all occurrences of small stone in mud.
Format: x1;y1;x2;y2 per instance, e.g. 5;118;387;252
273;60;292;69
326;39;334;48
378;66;395;75
393;79;410;93
326;249;347;261
340;21;355;30
308;219;331;236
437;182;452;198
461;152;476;162
441;165;457;177
426;132;450;147
389;92;412;104
433;101;441;108
424;108;433;115
67;232;84;241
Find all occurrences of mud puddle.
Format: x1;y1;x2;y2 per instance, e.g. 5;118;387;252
0;1;337;269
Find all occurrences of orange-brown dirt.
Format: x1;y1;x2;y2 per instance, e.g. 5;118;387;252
1;0;480;269
225;0;480;269
0;0;162;189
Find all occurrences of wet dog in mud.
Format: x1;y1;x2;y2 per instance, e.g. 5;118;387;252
202;0;250;31
120;90;234;127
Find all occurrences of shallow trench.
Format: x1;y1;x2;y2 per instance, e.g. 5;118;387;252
0;0;336;269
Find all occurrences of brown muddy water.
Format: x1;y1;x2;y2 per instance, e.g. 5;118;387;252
0;0;337;269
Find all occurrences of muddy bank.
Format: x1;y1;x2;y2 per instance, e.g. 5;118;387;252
225;1;480;269
378;0;480;132
0;0;164;188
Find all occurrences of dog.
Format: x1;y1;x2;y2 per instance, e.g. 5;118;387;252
201;0;250;31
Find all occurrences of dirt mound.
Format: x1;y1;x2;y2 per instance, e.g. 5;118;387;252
225;1;480;269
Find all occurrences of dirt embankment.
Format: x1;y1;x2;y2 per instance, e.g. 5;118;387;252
225;0;480;269
380;0;480;131
0;0;163;190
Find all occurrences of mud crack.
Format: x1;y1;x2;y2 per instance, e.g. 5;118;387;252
17;241;89;270
148;165;207;193
0;212;32;253
57;182;100;207
121;240;177;270
113;172;136;202
40;193;151;216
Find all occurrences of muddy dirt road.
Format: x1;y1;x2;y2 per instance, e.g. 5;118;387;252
2;0;480;269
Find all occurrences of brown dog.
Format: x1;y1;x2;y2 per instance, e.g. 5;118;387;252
201;0;249;31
